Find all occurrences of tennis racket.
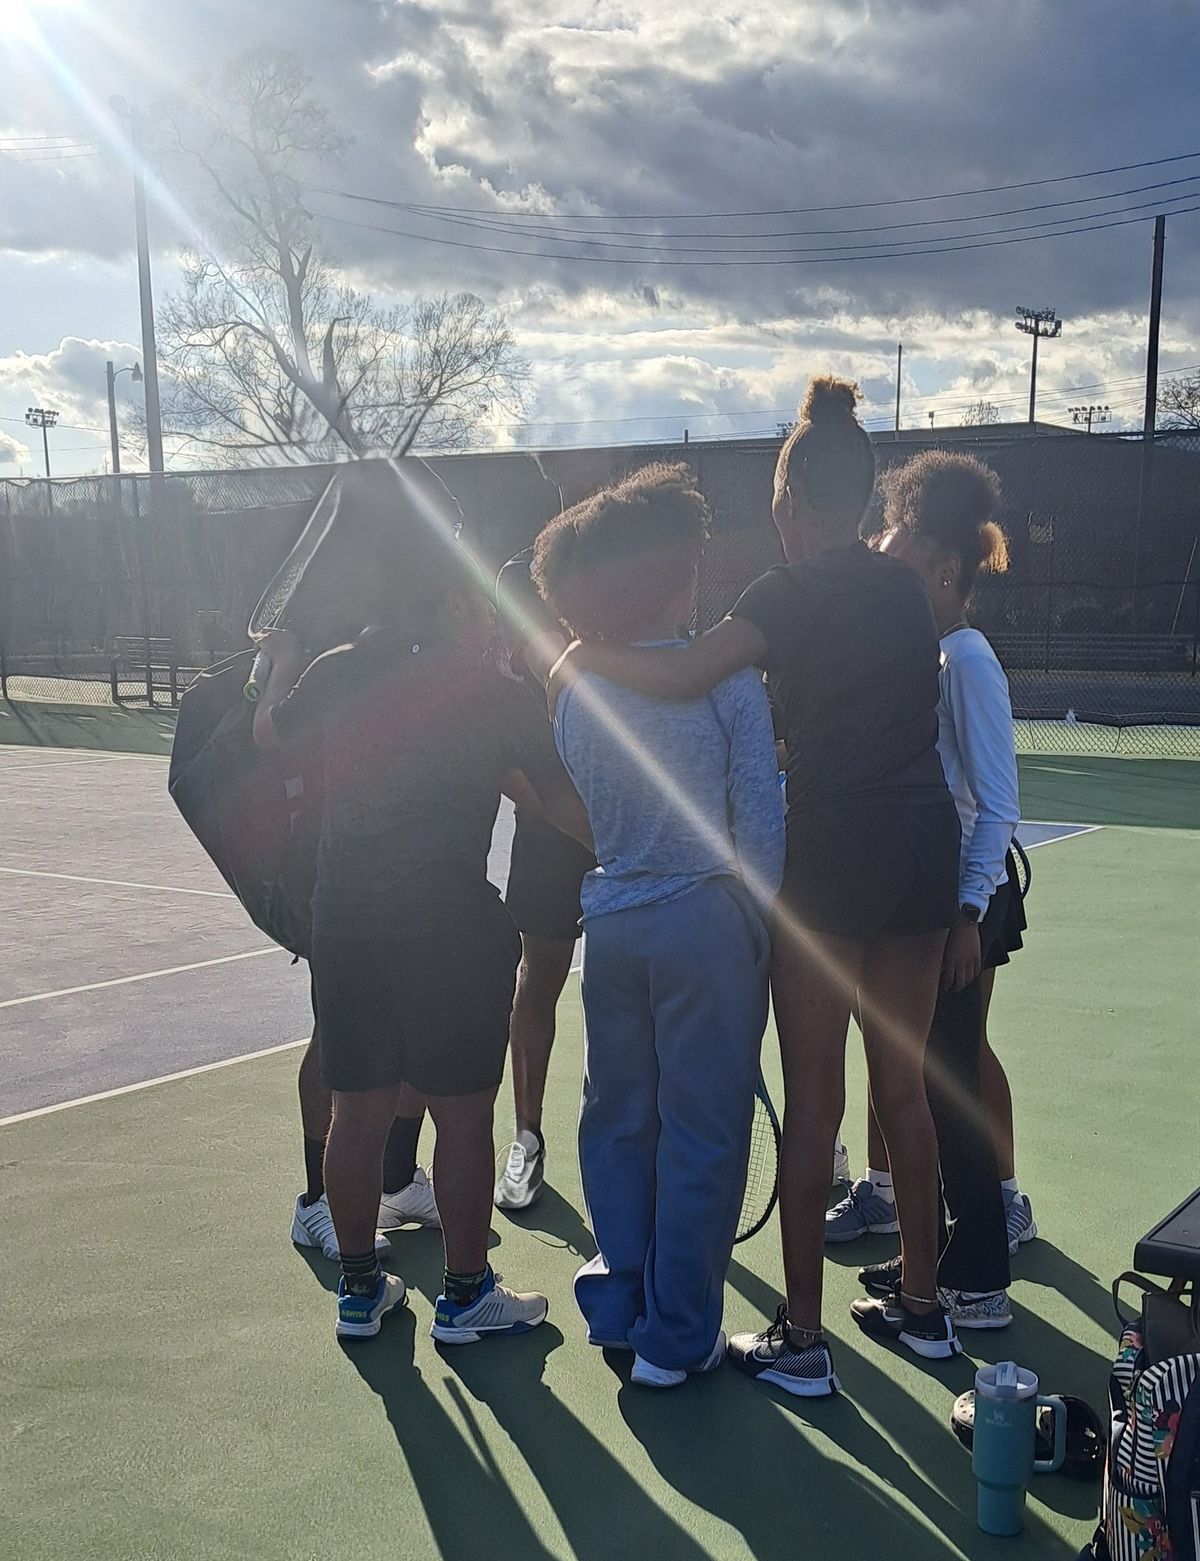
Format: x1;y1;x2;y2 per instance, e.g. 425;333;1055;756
735;1070;782;1244
241;459;465;703
243;470;341;703
1010;837;1033;900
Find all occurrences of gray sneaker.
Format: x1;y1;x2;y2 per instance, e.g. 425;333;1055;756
939;1287;1013;1330
1003;1190;1038;1255
825;1178;900;1243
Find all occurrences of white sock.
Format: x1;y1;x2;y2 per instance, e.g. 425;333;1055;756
864;1167;895;1200
1000;1176;1020;1195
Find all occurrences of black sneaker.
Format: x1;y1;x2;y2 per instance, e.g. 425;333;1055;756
859;1254;902;1298
728;1305;841;1398
849;1294;963;1360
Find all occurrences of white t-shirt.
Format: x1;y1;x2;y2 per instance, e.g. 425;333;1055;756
937;626;1020;915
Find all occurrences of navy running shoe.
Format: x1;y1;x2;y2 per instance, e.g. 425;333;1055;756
728;1306;840;1398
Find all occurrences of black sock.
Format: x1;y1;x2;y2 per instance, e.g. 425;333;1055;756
302;1135;325;1206
443;1265;489;1306
382;1116;423;1195
341;1250;382;1297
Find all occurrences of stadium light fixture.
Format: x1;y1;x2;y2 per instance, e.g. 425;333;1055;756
1014;307;1064;423
25;406;60;478
1070;403;1111;434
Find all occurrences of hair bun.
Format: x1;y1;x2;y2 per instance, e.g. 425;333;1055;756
800;375;861;426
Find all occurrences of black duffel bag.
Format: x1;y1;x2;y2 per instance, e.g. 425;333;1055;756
167;650;319;960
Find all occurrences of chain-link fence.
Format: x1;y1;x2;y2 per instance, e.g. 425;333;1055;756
1;432;1198;755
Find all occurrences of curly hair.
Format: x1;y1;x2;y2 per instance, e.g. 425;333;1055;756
880;449;1007;596
775;375;876;525
532;462;710;642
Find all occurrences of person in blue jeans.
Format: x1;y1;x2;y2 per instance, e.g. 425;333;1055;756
532;461;785;1388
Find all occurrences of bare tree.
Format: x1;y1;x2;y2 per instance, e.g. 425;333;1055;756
961;399;1001;426
1158;373;1200;431
152;49;528;465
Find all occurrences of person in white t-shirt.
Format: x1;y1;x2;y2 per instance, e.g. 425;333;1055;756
828;450;1034;1331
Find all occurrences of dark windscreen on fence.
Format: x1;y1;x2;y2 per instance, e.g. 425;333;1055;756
0;431;1197;755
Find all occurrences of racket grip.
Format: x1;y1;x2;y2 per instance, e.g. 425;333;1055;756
243;647;273;705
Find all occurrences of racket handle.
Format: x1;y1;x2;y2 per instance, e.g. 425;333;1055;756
243;647;273;705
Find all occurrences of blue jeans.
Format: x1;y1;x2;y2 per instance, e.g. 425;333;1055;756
574;876;770;1370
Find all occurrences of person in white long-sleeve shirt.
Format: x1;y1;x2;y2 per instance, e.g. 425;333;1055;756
828;450;1034;1332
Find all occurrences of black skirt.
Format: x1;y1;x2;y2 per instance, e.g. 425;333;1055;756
980;848;1028;970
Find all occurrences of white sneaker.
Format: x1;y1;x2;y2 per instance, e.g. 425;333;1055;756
631;1332;727;1389
336;1273;408;1340
494;1131;545;1210
431;1267;548;1344
378;1167;440;1230
291;1194;390;1262
832;1140;851;1186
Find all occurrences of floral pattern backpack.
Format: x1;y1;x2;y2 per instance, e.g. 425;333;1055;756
1081;1270;1200;1561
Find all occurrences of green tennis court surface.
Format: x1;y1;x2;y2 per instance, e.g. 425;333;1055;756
2;745;1197;1560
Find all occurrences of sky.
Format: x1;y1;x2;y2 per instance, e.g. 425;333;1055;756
1;0;1199;476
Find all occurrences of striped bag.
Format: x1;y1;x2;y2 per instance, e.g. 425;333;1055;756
1082;1275;1200;1561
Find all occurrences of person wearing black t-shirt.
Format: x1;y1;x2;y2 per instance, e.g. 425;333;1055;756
550;376;963;1395
255;509;590;1346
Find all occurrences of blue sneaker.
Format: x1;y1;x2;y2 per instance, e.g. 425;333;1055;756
431;1268;548;1345
335;1272;407;1340
1004;1189;1038;1254
825;1178;900;1243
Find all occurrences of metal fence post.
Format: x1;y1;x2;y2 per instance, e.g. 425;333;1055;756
0;644;7;703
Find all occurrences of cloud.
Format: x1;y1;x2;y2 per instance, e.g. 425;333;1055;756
0;337;143;468
2;0;1197;450
0;429;29;466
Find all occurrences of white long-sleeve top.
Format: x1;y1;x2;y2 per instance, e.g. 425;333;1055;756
937;626;1020;915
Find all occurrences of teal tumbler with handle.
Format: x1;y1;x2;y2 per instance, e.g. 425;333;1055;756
972;1362;1066;1536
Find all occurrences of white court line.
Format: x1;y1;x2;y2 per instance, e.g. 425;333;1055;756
1021;824;1104;849
0;756;142;774
0;865;235;900
0;946;282;1012
0;745;167;766
0;1035;308;1127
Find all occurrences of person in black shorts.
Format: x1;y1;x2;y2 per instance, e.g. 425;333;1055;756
493;541;596;1211
849;452;1030;1324
254;473;590;1343
551;376;963;1394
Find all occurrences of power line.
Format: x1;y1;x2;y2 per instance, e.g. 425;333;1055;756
381;186;1200;258
385;172;1200;243
397;149;1200;222
318;200;1200;267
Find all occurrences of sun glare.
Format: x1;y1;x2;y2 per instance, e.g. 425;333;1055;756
7;0;82;45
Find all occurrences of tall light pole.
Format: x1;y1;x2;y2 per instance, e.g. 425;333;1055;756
1015;306;1063;424
25;407;59;478
106;360;143;473
1070;404;1111;435
110;97;164;473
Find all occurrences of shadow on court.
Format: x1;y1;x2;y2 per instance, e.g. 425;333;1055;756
495;1181;599;1263
348;1321;715;1561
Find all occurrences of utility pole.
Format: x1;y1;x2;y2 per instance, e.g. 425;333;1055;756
1070;404;1111;434
111;97;164;473
894;343;903;439
1134;214;1168;611
1015;306;1063;424
106;359;142;474
1143;215;1166;438
25;407;59;478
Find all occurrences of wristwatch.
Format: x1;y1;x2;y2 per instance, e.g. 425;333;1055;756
960;904;982;925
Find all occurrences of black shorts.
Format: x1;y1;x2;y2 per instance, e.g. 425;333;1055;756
779;795;961;942
310;899;521;1096
504;811;594;942
981;850;1028;970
